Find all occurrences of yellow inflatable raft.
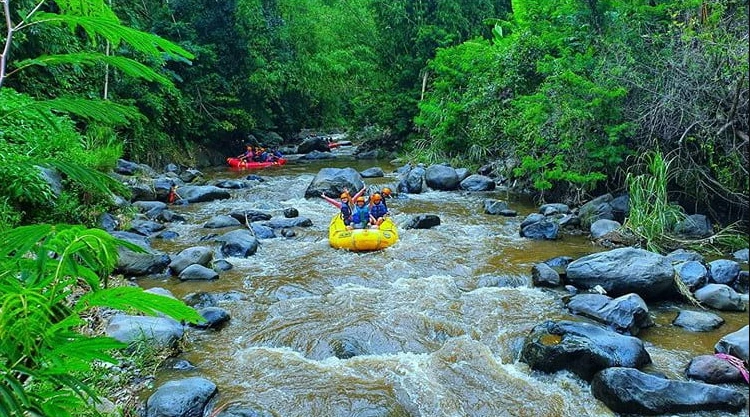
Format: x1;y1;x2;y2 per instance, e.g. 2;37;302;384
328;214;399;251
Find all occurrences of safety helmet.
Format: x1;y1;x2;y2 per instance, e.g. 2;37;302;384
372;193;382;202
356;196;366;203
381;187;392;196
340;193;350;200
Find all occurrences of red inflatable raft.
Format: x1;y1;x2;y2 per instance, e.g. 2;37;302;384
226;157;287;169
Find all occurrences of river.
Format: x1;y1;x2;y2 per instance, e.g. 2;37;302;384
141;155;748;417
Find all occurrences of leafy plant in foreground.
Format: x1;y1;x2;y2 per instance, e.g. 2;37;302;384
0;224;203;417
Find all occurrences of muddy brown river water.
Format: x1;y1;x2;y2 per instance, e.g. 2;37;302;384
139;156;748;417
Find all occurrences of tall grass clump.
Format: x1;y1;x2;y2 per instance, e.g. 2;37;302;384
624;151;685;253
624;151;747;254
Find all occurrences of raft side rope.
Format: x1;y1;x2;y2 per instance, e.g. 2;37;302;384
714;352;750;383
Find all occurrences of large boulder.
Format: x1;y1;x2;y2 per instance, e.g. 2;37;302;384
591;367;746;414
666;248;704;263
520;320;651;381
539;203;571;216
177;186;231;203
459;174;496;191
168;247;213;275
178;264;219;281
216;229;259;257
203;215;242;229
531;263;561;287
304;168;365;199
404;214;441;230
520;219;559;240
590;219;621;239
297;136;330;154
694;284;746;311
129;219;165;236
424;165;459;191
146;377;218;417
578;194;615;228
264;217;313;229
115;249;170;276
674;214;713;238
565;293;653;335
715;325;749;362
565;247;675;300
686;355;747;384
360;167;385;178
105;315;184;348
228;209;272;224
672;310;724;332
484;199;509;215
192;307;231;330
708;259;741;286
674;261;709;291
398;166;426;194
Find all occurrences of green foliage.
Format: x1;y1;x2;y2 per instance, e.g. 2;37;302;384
0;224;202;417
623;152;685;253
0;89;129;228
623;151;746;254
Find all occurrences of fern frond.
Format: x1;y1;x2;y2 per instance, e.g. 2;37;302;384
43;336;124;370
42;160;129;197
14;53;174;86
53;0;119;20
0;371;27;417
0;224;53;259
48;97;141;124
31;12;194;62
79;286;204;324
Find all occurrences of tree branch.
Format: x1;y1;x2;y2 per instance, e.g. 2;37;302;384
1;0;13;88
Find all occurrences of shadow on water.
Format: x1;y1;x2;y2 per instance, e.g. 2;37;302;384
139;156;748;417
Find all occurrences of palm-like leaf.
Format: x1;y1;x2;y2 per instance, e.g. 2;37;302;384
31;13;194;62
14;53;175;87
0;224;202;416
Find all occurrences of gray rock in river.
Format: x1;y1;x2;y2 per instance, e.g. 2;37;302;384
146;377;217;417
686;354;746;384
169;246;213;275
460;174;496;191
520;320;651;381
216;229;259;257
565;247;675;300
177;185;231;203
566;293;653;335
305;167;365;199
694;284;746;311
591;367;746;414
672;309;724;332
715;325;749;362
106;315;184;348
424;164;459;191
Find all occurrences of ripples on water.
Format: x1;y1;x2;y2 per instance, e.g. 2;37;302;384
143;158;748;417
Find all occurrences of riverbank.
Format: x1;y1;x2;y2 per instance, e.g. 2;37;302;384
91;154;749;417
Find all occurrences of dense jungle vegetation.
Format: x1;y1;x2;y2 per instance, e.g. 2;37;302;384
1;0;748;228
0;1;747;415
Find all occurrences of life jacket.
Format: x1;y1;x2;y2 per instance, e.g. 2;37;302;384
340;203;352;224
351;205;370;226
370;201;387;218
